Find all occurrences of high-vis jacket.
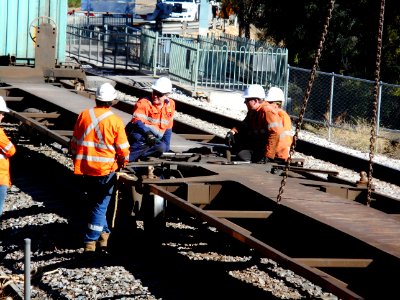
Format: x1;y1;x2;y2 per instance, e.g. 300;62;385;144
70;107;130;176
128;97;175;148
275;108;293;161
256;102;283;159
0;128;16;186
234;102;283;159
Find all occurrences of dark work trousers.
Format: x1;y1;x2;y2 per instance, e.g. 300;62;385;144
233;133;266;163
79;172;116;243
128;141;168;162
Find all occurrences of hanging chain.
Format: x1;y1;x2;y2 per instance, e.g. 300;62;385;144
277;0;335;204
367;0;385;206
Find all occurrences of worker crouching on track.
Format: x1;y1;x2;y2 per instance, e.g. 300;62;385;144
70;83;130;253
265;87;293;163
0;96;16;216
125;77;175;162
225;84;283;169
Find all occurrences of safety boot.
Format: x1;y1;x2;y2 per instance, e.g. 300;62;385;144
98;232;110;248
84;241;96;252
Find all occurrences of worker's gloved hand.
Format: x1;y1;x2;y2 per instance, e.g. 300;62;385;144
225;131;235;145
117;158;127;170
145;131;158;146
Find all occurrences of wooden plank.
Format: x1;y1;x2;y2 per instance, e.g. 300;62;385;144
20;112;60;118
204;210;273;219
52;130;73;137
294;258;373;268
274;165;339;175
4;96;24;101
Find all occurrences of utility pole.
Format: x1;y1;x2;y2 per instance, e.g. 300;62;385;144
198;0;209;36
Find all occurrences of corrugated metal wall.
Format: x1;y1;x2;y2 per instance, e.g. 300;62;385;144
0;0;67;64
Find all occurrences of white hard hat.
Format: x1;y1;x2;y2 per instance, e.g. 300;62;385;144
265;87;285;103
0;96;10;113
96;83;117;102
242;84;266;99
151;77;172;94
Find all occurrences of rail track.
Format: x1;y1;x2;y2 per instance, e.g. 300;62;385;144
0;72;400;299
1;137;338;300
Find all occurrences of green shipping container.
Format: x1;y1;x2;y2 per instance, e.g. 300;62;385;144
0;0;67;64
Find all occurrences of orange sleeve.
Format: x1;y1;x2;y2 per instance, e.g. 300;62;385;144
262;107;283;159
0;128;16;158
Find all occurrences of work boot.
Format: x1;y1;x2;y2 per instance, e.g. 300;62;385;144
84;241;96;252
98;232;110;248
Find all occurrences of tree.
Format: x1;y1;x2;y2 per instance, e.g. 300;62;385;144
221;0;264;39
252;0;400;83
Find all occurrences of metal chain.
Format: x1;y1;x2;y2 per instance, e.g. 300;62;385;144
277;0;335;204
367;0;385;206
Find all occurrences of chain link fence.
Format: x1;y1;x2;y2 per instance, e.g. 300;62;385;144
287;66;400;144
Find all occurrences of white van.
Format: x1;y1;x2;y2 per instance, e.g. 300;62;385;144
161;0;199;22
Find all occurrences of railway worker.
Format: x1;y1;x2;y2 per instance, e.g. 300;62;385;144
0;96;16;216
265;87;293;163
225;84;283;166
70;83;130;253
125;77;175;162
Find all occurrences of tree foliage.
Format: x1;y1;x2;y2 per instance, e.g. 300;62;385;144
224;0;400;84
68;0;81;8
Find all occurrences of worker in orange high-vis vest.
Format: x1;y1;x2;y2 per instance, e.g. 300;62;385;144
225;84;283;167
0;96;16;216
265;87;293;162
70;83;130;253
125;77;175;162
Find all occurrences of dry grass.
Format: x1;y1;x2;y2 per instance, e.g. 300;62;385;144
303;120;400;159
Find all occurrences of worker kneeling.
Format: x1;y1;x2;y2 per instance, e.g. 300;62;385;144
125;77;176;162
225;84;288;173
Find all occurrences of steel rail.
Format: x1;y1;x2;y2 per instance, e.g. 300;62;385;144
148;183;363;300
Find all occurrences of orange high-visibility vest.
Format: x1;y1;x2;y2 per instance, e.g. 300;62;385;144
275;108;293;160
0;128;16;186
70;107;130;176
131;97;175;138
243;102;283;159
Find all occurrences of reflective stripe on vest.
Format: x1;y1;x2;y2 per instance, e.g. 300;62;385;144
2;141;13;152
75;154;116;163
74;109;115;150
133;112;170;127
268;121;282;130
280;130;292;139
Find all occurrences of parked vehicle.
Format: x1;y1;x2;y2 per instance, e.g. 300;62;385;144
161;0;199;22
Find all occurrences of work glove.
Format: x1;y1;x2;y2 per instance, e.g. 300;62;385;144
225;131;235;145
145;131;158;146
